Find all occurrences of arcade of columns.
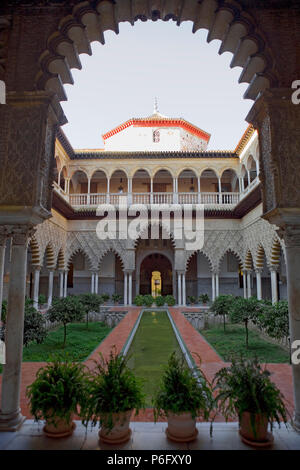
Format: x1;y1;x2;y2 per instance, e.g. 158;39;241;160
0;1;300;433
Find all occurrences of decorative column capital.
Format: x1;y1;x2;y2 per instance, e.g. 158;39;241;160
3;224;36;245
33;265;42;272
277;224;300;248
246;88;300;215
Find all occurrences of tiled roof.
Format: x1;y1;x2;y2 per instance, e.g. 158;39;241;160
234;124;256;156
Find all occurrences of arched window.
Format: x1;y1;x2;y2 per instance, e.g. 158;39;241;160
153;129;160;143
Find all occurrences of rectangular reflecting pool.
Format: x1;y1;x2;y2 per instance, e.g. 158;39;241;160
126;310;184;406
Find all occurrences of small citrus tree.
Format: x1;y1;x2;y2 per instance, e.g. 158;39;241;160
211;295;234;332
47;296;85;348
1;298;47;346
229;296;260;349
77;293;103;329
259;300;289;341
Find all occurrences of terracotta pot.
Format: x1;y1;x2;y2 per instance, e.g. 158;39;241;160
43;413;75;438
239;411;269;442
166;411;198;443
99;410;132;444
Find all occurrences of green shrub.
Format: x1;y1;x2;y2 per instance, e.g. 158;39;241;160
213;356;289;433
133;295;144;306
38;294;47;305
143;294;154;307
26;357;88;426
153;353;214;428
155;296;165;307
81;347;146;431
258;300;289;340
1;299;47;346
1;300;7;323
164;295;175;306
47;296;85;348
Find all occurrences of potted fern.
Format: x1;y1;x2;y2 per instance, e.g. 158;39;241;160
101;293;110;305
81;347;145;444
213;356;289;447
188;295;197;306
112;293;122;305
153;352;214;442
26;357;88;438
198;294;209;306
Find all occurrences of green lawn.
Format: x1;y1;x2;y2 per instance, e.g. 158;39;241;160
126;310;184;406
0;322;112;370
200;323;289;363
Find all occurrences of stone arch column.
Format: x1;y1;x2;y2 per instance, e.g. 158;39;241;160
247;87;300;431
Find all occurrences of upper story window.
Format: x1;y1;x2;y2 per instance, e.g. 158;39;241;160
153;129;160;143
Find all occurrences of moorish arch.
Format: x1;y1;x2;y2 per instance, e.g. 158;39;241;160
56;248;66;271
28;237;42;268
1;2;300;436
25;1;278;104
244;248;254;271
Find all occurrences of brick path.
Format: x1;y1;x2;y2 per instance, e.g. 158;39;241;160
0;307;294;423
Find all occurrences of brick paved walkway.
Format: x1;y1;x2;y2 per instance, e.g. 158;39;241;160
0;307;294;423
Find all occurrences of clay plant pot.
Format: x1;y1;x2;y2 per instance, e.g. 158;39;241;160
43;413;76;438
99;410;133;445
166;411;198;443
239;412;273;447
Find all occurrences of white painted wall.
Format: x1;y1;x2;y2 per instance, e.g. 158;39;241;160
104;125;207;152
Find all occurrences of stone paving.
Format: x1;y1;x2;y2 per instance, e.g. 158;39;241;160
0;306;295;424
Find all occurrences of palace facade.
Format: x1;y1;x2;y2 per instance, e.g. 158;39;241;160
1;106;286;307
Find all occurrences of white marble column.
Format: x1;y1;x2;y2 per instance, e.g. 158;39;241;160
87;178;91;205
182;273;186;306
128;272;132;306
256;270;262;300
256;159;260;176
0;225;34;431
247;271;252;298
106;177;110;203
150;178;153;204
94;273;99;294
197;176;201;203
211;273;216;302
243;271;247;298
63;271;68;297
124;272;128;305
174;178;178;203
218;177;222;194
0;235;7;321
177;273;182;306
247;170;251;186
47;270;54;307
270;269;278;304
282;226;300;430
215;273;219;298
59;270;64;298
91;272;95;294
33;267;41;309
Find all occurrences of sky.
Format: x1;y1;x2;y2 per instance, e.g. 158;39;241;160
62;20;253;151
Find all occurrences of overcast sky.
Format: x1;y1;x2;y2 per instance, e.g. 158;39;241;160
62;20;253;151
